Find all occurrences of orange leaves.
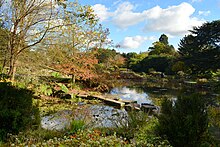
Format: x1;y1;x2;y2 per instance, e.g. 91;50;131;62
53;52;99;80
68;129;102;141
87;129;102;140
69;134;77;139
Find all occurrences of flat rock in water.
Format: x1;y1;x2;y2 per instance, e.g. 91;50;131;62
41;110;73;131
88;105;128;128
140;103;160;114
120;99;137;104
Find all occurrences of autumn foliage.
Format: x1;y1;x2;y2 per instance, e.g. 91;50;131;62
53;52;99;80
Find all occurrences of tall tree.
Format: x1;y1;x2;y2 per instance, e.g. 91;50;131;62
0;0;63;80
33;1;111;83
178;20;220;74
149;34;176;56
159;34;168;45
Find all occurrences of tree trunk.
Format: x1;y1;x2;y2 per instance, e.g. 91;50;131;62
0;57;6;74
7;55;16;81
71;74;75;89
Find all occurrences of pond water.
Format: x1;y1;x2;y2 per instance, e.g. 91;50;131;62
41;84;181;131
88;105;128;128
41;105;128;131
109;85;179;106
110;87;151;104
41;80;219;131
41;110;73;131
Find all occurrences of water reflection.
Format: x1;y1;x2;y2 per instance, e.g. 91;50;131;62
41;110;73;131
41;105;128;130
89;105;128;128
110;85;180;106
110;86;152;104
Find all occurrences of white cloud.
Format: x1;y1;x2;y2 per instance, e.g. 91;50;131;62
92;4;113;22
119;35;156;49
143;2;205;36
198;10;211;16
92;2;204;36
112;2;146;28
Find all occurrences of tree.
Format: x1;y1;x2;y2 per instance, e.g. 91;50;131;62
96;49;117;65
124;52;148;71
159;34;168;45
0;0;3;27
149;34;176;56
178;20;220;74
137;34;177;73
95;48;124;69
140;55;174;73
32;1;111;84
0;0;64;80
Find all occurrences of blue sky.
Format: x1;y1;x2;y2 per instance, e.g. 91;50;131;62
78;0;220;53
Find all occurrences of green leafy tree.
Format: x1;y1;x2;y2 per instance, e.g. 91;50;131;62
124;52;148;71
135;34;177;73
178;20;220;74
140;55;174;73
171;61;187;73
95;48;125;69
149;34;176;56
96;49;116;66
159;34;169;45
32;1;111;85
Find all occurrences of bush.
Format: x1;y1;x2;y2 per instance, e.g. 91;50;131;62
140;55;174;74
134;117;171;146
171;61;186;73
5;129;127;146
106;111;149;141
157;93;209;147
0;82;40;141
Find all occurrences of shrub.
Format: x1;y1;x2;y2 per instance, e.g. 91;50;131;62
5;129;127;146
171;61;186;73
109;111;149;141
157;93;209;147
0;82;40;141
38;84;53;96
134;117;171;146
140;55;174;74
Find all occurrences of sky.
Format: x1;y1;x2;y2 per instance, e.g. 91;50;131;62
78;0;220;53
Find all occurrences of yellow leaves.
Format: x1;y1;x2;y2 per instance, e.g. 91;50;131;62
86;6;94;13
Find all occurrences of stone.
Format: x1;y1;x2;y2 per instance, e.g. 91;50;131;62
41;110;73;131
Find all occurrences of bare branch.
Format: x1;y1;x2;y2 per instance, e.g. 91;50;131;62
16;0;54;56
